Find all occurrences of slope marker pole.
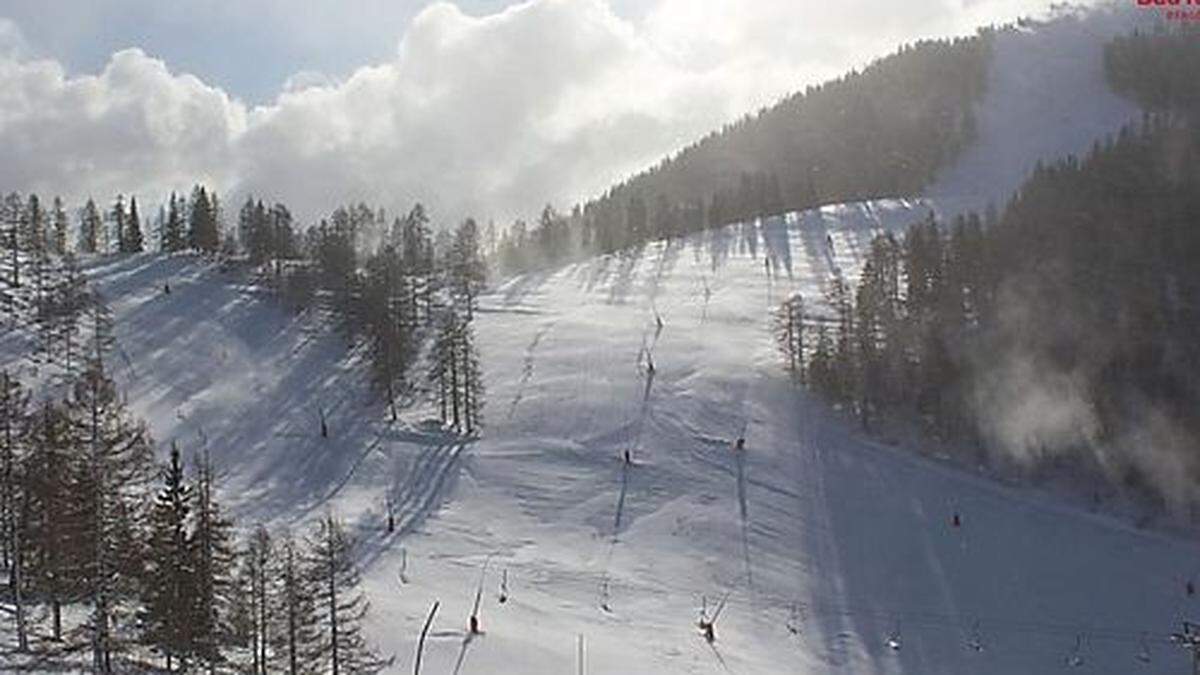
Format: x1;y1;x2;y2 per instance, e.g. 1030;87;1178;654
414;600;439;675
577;633;585;675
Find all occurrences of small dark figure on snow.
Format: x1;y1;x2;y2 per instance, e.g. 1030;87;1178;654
387;513;395;534
826;233;834;250
164;281;171;295
699;619;715;643
623;449;631;465
469;615;480;635
952;513;961;528
499;569;509;604
734;438;745;451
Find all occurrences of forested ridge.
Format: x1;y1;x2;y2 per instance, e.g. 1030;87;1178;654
496;31;992;273
774;26;1200;512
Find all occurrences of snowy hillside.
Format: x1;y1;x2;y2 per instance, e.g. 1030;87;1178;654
33;198;1193;674
0;6;1184;673
925;4;1146;217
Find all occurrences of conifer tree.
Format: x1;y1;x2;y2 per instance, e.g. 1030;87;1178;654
23;194;46;255
428;312;455;426
22;400;81;641
189;186;220;253
399;203;432;324
364;246;410;422
0;371;28;569
109;195;126;255
48;254;88;378
66;301;154;672
125;196;145;253
51;196;68;255
3;193;22;288
449;218;487;321
143;442;196;671
0;371;30;649
163;193;185;254
79;198;102;255
240;525;274;674
305;513;390;675
773;293;805;383
272;530;320;675
192;450;237;672
456;315;484;435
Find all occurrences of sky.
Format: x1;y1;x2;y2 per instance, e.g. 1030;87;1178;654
0;0;1087;227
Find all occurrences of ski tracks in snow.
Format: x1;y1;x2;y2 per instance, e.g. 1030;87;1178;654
389;440;470;537
506;321;555;421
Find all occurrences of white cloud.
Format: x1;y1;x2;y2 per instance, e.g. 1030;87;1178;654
0;0;1096;225
0;17;26;59
0;47;245;206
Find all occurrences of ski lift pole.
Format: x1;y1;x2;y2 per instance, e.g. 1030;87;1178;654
1171;621;1200;674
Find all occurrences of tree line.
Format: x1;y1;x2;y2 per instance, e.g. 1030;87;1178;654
496;30;993;274
1;182;488;438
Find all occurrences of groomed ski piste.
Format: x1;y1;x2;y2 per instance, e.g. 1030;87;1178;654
74;202;1198;675
2;4;1190;674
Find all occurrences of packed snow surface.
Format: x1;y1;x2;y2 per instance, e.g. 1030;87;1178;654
64;202;1196;673
925;4;1146;217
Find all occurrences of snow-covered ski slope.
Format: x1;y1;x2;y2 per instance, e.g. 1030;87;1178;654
3;6;1180;673
785;5;1148;229
924;3;1146;218
70;200;1194;674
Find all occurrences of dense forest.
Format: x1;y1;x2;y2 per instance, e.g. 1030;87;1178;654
1104;23;1200;113
0;185;489;669
496;31;993;273
776;27;1200;512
